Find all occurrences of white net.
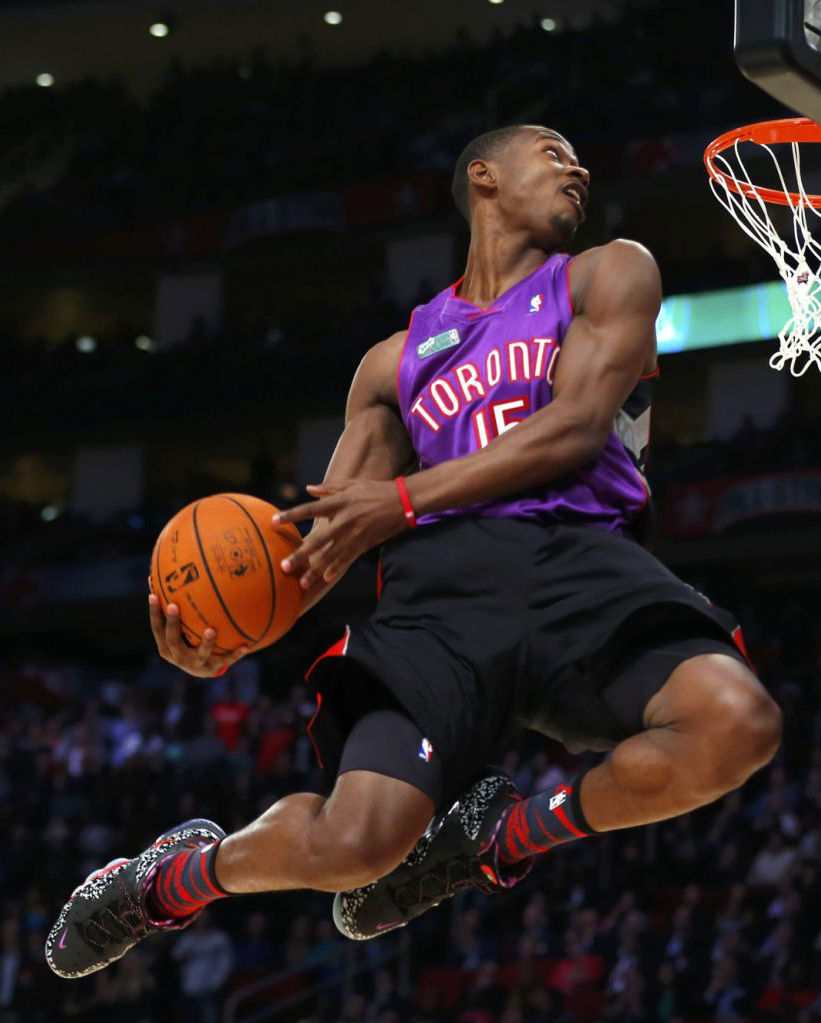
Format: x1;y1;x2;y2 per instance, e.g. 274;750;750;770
707;136;821;376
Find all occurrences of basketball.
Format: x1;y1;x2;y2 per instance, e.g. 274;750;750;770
149;493;302;654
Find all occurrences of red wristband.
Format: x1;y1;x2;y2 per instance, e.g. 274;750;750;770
395;476;418;528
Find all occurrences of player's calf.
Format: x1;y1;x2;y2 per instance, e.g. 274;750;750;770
213;773;434;895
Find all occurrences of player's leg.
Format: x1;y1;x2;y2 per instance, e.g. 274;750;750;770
206;768;433;895
45;707;436;978
334;634;782;939
495;645;782;863
577;650;781;830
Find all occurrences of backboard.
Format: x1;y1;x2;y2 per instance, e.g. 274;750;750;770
735;0;821;121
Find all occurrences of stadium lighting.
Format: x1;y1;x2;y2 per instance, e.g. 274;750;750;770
323;11;343;25
76;335;97;353
36;73;54;88
134;335;155;352
149;22;170;38
488;0;506;5
41;505;60;522
540;17;558;32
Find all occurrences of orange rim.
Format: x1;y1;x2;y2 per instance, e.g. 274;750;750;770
704;117;821;208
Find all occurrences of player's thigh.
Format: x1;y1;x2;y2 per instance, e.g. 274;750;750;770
318;709;439;877
642;643;780;739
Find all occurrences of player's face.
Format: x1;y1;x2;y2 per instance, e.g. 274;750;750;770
494;127;590;247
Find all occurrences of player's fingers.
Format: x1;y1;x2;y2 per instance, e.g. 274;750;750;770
164;604;189;657
297;539;335;589
208;646;251;677
305;482;344;496
282;530;335;574
194;627;218;665
148;594;171;658
275;495;339;526
322;549;356;584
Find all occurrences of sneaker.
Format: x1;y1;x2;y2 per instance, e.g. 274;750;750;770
333;772;533;940
45;818;225;979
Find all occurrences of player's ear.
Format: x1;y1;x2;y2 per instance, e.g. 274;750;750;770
467;158;498;195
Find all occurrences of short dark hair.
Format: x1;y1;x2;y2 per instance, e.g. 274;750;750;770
451;125;526;224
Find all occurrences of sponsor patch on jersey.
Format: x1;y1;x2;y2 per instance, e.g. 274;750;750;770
417;329;460;360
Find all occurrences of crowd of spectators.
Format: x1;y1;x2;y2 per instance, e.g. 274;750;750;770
1;2;782;242
0;562;818;1022
0;1;785;399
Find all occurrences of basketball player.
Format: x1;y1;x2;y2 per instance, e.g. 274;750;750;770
46;125;781;976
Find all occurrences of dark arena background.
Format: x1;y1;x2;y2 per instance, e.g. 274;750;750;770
1;1;819;1021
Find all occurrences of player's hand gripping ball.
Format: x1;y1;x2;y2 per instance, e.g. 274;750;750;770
149;494;302;663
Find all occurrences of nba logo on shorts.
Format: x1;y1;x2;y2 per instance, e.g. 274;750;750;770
529;293;543;313
418;738;434;762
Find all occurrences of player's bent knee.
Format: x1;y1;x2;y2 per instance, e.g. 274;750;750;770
695;680;782;796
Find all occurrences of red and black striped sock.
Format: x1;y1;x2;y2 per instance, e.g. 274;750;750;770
497;775;595;864
147;842;228;920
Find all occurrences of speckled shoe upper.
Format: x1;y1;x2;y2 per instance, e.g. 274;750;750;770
45;818;225;979
333;772;532;941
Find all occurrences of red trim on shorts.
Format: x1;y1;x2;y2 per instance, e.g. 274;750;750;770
303;626;352;770
731;625;755;672
306;691;324;769
304;626;350;682
376;559;383;599
640;366;660;380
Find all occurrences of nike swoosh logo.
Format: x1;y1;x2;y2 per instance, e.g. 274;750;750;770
58;927;70;949
375;922;398;931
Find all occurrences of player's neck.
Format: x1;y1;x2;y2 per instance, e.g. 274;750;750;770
458;227;551;308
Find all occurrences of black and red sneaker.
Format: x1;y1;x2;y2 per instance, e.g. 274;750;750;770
45;818;225;979
332;772;533;941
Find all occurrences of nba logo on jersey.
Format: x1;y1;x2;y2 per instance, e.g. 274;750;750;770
529;293;543;313
418;738;434;762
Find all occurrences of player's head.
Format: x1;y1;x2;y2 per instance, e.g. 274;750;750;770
451;124;590;247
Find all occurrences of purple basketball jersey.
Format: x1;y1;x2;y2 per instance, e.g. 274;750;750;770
397;252;655;534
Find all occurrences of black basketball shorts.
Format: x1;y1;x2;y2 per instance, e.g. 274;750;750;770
306;517;751;809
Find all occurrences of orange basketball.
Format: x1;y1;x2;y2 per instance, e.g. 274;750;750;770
149;493;302;655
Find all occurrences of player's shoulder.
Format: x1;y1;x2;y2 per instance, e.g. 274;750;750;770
351;329;408;407
570;239;660;309
364;329;408;370
573;238;659;278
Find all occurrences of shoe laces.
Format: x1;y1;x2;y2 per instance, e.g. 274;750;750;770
393;854;497;911
77;875;148;953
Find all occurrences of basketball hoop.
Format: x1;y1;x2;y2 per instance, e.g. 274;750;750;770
704;117;821;376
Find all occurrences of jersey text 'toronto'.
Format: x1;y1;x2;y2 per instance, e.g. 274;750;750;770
409;336;560;435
